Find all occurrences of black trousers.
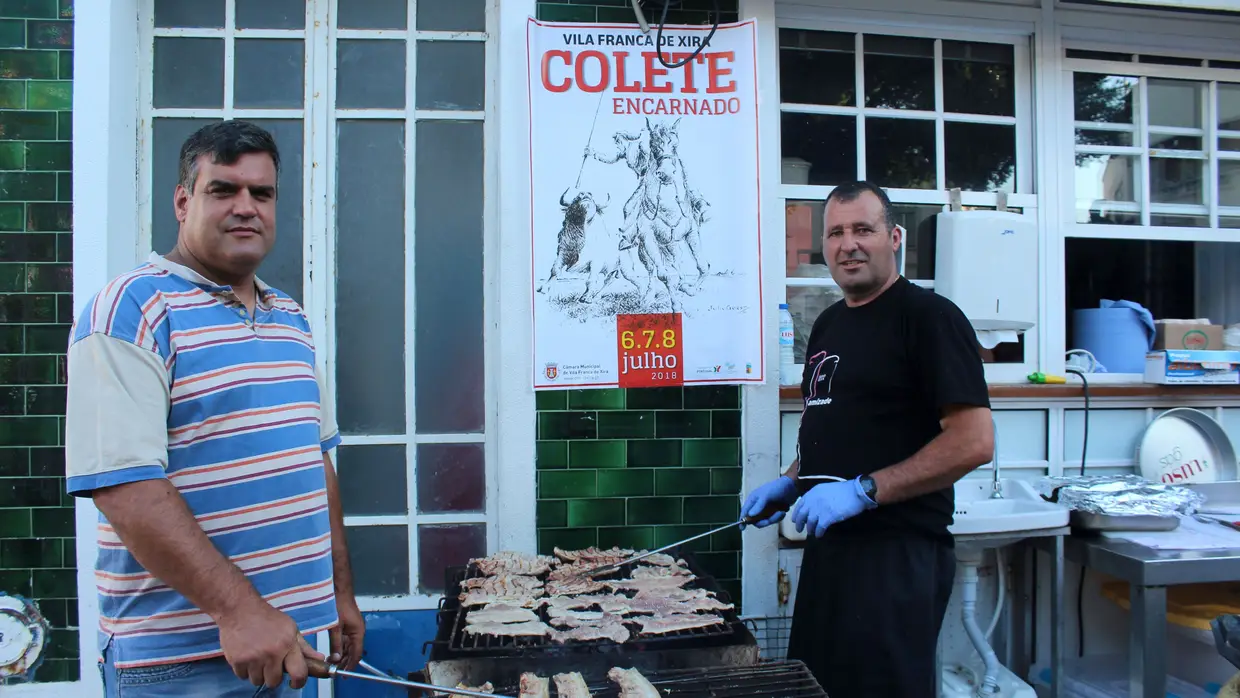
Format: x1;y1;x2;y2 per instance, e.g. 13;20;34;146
786;532;956;698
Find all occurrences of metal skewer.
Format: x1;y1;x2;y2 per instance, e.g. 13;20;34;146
567;517;755;580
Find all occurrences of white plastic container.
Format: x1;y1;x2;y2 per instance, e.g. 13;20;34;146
779;304;796;386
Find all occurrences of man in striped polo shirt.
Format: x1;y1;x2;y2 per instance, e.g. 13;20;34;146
66;121;365;696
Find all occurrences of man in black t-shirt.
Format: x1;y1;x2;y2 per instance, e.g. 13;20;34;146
742;181;994;697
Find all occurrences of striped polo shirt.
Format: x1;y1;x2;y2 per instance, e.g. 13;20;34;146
65;252;342;669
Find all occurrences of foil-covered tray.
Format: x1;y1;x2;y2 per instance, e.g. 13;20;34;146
1036;474;1206;519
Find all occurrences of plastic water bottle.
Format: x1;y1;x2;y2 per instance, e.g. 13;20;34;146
779;304;796;385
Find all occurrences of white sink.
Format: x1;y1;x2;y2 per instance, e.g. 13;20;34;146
949;478;1070;537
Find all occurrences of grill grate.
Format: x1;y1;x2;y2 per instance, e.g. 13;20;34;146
441;552;740;656
486;660;828;697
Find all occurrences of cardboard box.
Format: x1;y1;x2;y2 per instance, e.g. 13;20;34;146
1144;350;1240;385
1154;321;1225;350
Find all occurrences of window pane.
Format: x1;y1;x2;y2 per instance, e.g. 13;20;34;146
1074;74;1136;124
416;42;485;111
346;525;409;596
863;35;933;111
418;524;486;594
944;122;1015;193
942;41;1015;117
1222;161;1240;208
1149;133;1201;150
1074;153;1137;224
1150;157;1204;205
248;119;305;304
778;29;855;107
1220;84;1240;131
890;204;943;281
338;0;408;30
151;118;219;256
154;0;223;28
416;443;485;513
1148;78;1204;129
786;285;844;363
1222;138;1240;152
234;40;305;109
1222;217;1240;229
1150;214;1207;228
236;0;305;29
417;0;486;32
780;113;856;185
335;120;406;434
338;444;407;516
336;40;406;109
153;38;224;109
415;121;485;434
866;118;936;190
1076;129;1133;148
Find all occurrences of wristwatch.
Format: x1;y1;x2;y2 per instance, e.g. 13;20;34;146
858;475;879;506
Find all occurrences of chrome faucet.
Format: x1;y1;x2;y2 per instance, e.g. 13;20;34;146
990;417;1002;499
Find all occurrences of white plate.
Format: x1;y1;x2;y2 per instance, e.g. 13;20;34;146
1135;408;1239;486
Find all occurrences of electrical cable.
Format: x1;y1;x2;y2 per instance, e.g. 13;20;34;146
636;0;723;69
1066;366;1090;659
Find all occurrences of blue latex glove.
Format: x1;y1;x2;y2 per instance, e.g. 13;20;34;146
740;476;798;529
791;477;877;538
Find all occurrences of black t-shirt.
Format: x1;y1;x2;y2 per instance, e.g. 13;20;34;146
797;276;991;540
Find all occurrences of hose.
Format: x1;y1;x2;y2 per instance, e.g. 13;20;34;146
959;554;1002;695
985;547;1005;641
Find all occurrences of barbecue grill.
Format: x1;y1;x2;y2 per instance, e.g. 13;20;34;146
484;660;827;697
417;550;761;689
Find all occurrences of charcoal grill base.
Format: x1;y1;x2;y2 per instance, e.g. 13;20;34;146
423;642;761;689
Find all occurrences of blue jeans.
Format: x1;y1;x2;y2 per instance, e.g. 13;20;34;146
100;639;303;698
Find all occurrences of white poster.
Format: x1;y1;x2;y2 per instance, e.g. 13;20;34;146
527;18;765;390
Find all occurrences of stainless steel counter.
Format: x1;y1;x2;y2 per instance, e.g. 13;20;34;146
1031;533;1240;698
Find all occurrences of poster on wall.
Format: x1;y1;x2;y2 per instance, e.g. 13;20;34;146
527;17;764;391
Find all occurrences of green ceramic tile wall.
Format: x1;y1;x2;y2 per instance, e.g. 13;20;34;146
0;0;75;686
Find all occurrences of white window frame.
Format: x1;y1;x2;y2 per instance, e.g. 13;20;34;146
132;0;501;613
775;17;1039;384
1061;52;1240;241
1059;50;1240;381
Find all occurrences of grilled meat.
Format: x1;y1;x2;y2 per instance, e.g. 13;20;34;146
459;590;546;608
551;615;631;644
629;565;692;580
631;612;723;635
640;553;681;567
607;667;661;697
457;682;494;694
519;673;551;698
460;574;544;594
546;562;621;582
544;577;606;596
464;619;551;637
471;551;557;577
547;609;607;627
625;595;733;615
465;603;541;625
545;594;634;615
604;576;694;594
554;546;635;564
552;672;593;698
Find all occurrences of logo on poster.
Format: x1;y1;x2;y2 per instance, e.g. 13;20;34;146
545;363;559;381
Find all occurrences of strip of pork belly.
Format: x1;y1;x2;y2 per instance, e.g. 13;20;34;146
456;683;494;694
459;574;544;595
550;616;631;644
629;566;693;580
464;603;541;625
631;613;724;635
472;551;557;577
459;591;546;609
553;546;635;565
639;553;682;567
463;619;551;637
545;594;633;615
552;672;594;698
544;577;607;596
624;595;734;615
546;562;622;583
519;673;550;698
604;576;693;594
607;667;661;698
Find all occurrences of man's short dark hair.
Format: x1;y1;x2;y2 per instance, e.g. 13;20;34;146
825;180;895;232
178;120;281;195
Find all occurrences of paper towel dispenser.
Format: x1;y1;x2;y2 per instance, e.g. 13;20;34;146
934;210;1037;343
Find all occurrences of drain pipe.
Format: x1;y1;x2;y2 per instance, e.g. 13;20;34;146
959;548;1001;696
